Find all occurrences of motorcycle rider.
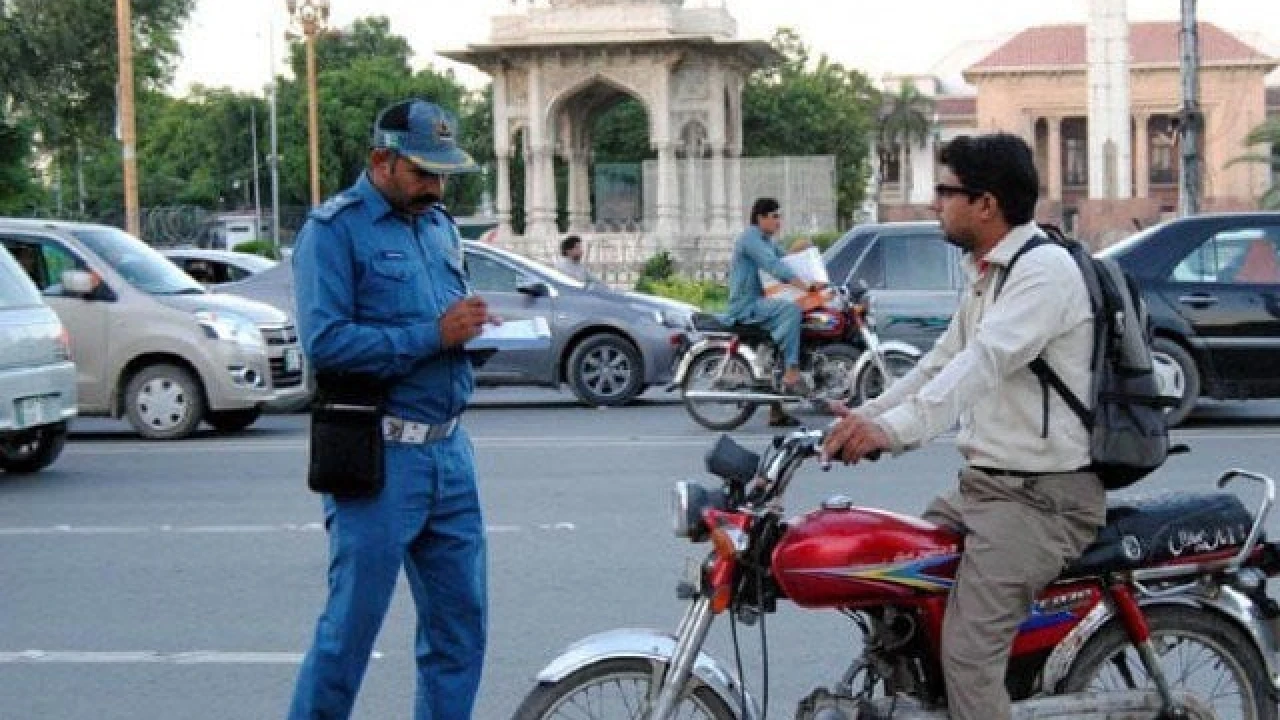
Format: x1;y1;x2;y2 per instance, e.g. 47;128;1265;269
822;133;1105;720
726;197;823;427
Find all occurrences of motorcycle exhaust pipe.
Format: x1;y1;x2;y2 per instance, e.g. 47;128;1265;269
683;390;803;404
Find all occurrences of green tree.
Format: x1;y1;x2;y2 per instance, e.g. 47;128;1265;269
743;28;879;226
1227;118;1280;210
274;16;473;207
0;112;44;214
878;82;935;204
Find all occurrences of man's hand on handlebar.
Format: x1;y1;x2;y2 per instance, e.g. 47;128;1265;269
822;412;891;465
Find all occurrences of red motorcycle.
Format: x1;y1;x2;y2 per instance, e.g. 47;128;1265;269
675;287;920;431
514;429;1280;720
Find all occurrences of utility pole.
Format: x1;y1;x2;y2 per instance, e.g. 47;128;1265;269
267;11;282;251
250;103;263;238
115;0;141;236
1177;0;1203;217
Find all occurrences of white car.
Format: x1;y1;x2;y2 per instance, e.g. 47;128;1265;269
0;244;77;472
162;248;277;285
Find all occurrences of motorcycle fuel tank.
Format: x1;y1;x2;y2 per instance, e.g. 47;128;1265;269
800;309;848;340
773;502;962;608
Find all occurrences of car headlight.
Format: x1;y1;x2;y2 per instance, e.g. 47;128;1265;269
195;310;264;348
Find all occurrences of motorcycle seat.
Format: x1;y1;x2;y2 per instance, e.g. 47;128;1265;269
691;312;774;344
1060;492;1255;579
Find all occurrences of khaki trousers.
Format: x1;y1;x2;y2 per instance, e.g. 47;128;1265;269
921;467;1105;720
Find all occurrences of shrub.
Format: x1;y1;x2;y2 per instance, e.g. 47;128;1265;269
642;276;728;312
231;240;281;260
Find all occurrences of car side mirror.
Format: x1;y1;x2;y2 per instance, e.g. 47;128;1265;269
517;280;549;298
62;270;99;297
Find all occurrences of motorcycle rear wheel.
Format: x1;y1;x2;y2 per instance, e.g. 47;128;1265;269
512;657;737;720
682;350;758;431
1062;605;1275;720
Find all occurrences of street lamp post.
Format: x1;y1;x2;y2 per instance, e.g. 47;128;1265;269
286;0;330;208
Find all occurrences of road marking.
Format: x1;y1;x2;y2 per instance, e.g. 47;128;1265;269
0;523;551;537
62;434;786;455
62;428;1280;456
0;650;382;664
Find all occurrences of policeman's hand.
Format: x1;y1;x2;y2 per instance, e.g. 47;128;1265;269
821;412;891;465
440;296;489;348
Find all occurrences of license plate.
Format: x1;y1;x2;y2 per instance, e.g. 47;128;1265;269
14;395;55;429
284;348;301;373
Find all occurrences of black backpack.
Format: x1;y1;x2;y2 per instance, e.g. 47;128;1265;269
999;227;1172;490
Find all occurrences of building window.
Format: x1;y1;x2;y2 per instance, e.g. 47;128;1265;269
1149;115;1178;186
880;142;901;184
1062;118;1088;188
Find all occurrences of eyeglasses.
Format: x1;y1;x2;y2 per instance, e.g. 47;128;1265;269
934;183;983;200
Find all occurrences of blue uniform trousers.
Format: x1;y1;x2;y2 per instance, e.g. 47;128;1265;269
288;428;487;720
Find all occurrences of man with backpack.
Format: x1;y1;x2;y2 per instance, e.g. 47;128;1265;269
821;132;1108;720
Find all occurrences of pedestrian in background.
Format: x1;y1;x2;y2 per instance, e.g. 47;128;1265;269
287;97;490;720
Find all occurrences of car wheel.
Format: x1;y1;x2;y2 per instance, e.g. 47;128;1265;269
124;363;205;440
205;407;262;433
566;334;644;407
1;422;68;474
1151;337;1199;427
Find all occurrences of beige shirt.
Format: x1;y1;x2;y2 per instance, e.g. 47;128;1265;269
859;222;1094;473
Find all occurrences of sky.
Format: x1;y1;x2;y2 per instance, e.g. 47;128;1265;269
171;0;1280;97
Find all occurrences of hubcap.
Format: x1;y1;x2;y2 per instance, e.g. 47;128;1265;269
581;345;633;399
135;376;191;432
1151;350;1186;402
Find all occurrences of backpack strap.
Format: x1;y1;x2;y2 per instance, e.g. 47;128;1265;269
994;234;1050;298
995;233;1095;435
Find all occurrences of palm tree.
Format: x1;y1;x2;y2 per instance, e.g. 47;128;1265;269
1227;118;1280;210
878;83;935;204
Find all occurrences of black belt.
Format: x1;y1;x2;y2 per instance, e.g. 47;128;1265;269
971;465;1089;478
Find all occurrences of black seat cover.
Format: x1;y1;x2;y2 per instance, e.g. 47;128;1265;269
1061;492;1255;578
691;312;773;343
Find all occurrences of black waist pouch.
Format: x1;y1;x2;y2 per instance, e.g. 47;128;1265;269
308;373;389;499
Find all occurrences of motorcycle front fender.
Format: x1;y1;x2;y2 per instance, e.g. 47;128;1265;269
534;627;761;720
1040;587;1280;697
850;339;921;383
669;338;763;387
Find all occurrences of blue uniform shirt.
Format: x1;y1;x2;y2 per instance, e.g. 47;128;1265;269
293;172;473;424
726;224;797;322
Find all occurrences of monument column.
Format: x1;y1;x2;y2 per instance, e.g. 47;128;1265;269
492;66;513;239
709;143;728;233
526;60;558;241
1134;112;1150;198
1047;116;1063;202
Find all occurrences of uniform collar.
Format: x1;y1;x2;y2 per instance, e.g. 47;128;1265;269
963;222;1042;280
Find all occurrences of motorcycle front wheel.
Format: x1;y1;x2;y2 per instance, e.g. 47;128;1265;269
852;349;918;407
682;350;758;431
512;657;737;720
1062;605;1276;720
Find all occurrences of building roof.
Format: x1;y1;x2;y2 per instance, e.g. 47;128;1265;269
935;95;976;119
967;22;1274;74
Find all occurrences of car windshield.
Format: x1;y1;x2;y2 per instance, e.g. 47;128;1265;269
0;247;43;309
471;243;587;289
70;227;206;295
1097;224;1160;259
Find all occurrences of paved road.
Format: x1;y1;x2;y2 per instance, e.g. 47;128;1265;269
2;393;1279;719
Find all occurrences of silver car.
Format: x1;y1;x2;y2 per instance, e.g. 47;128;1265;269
218;241;695;407
0;244;76;472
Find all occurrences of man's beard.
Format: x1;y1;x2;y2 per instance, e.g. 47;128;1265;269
400;191;440;215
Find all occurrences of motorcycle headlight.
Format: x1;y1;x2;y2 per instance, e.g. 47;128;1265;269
671;481;718;541
195;310;264;348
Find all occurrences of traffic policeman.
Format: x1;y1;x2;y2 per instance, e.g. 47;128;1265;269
288;98;490;720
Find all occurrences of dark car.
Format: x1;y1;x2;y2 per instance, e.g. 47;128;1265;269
215;241;695;407
822;221;963;352
1101;212;1280;425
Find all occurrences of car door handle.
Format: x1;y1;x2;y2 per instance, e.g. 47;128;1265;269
1178;294;1219;306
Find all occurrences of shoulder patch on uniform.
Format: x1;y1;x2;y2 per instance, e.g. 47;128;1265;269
310;193;362;223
